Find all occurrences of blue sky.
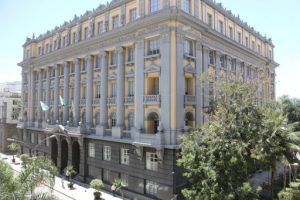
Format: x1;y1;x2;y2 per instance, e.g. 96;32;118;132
0;0;299;98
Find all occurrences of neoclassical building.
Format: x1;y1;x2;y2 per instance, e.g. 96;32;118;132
18;0;278;199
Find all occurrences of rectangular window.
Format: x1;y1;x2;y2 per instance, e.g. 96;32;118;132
146;180;159;196
81;59;86;71
82;86;86;99
237;32;241;43
229;27;233;39
129;80;135;96
31;133;35;143
103;145;111;161
84;27;88;40
231;59;236;72
110;51;117;65
246;66;251;77
128;112;134;129
121;174;129;187
130;8;137;22
62;36;66;47
146;152;158;171
252;41;255;50
257;44;261;54
96;85;101;98
121;148;130;165
112;15;119;29
182;0;190;13
245;37;249;48
98;21;104;34
184;39;193;56
207;14;213;27
38;46;42;56
220;55;225;68
148;38;160;56
209;50;215;65
103;169;110;182
127;46;134;62
150;0;160;13
72;32;76;44
111;82;117;97
218;20;223;33
88;143;95;157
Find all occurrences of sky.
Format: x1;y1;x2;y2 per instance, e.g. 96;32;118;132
0;0;299;98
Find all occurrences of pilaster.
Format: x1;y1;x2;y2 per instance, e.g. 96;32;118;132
202;45;210;123
74;59;81;126
99;51;108;135
195;40;202;127
37;69;43;125
116;47;125;128
45;67;50;122
86;55;93;130
54;64;59;123
63;62;69;124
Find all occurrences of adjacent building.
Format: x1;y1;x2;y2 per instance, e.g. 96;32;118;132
0;82;21;152
17;0;278;199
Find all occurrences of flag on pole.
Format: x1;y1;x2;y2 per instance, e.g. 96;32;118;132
40;101;49;111
59;95;67;107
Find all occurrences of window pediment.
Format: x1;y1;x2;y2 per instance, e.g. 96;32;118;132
144;64;161;74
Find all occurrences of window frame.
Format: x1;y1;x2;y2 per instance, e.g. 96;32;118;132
103;145;111;161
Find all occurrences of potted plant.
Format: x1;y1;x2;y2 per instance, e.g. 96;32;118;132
66;165;76;189
90;179;103;200
7;142;20;163
113;178;125;199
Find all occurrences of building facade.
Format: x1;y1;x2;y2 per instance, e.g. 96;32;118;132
18;0;278;199
0;82;21;152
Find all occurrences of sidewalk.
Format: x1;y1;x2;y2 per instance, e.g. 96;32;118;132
0;153;126;200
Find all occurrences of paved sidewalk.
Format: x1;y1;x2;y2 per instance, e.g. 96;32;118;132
1;153;126;200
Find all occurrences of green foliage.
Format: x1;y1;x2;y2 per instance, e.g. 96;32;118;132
20;154;31;168
113;178;125;191
278;188;300;200
90;179;103;190
278;95;300;131
7;143;19;152
289;182;300;190
0;156;58;200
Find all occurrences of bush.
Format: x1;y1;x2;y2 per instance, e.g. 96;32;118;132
90;179;103;200
289;182;300;190
278;188;300;200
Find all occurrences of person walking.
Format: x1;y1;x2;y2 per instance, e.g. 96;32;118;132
61;168;66;188
111;184;116;197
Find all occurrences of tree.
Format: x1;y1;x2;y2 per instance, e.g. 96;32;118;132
113;178;125;199
278;95;300;131
90;179;103;200
177;82;263;200
66;165;76;189
251;103;300;199
0;156;58;200
7;142;20;163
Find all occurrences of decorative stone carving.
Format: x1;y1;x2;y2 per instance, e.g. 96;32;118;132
184;64;195;74
108;72;117;80
144;64;161;73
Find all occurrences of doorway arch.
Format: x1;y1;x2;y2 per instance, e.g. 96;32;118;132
61;139;68;173
72;141;80;174
51;137;58;166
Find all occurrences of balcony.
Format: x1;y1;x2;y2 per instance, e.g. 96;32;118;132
107;97;116;105
104;129;112;136
93;98;100;105
124;96;134;105
184;95;195;105
121;130;131;139
80;99;86;105
144;95;160;105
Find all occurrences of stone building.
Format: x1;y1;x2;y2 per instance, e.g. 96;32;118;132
0;82;21;152
17;0;278;199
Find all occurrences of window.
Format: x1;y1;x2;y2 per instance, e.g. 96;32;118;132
121;148;130;165
231;59;236;72
182;0;190;13
184;39;193;56
112;15;119;29
72;32;76;44
128;112;134;129
82;86;86;99
121;174;129;187
96;85;101;98
130;8;137;22
150;0;160;13
81;59;86;71
31;133;35;143
252;41;255;50
103;145;111;161
53;40;57;50
45;43;49;53
103;169;110;182
146;180;159;196
38;46;42;56
220;55;225;68
62;36;66;47
207;14;213;27
111;112;116;127
246;66;251;77
257;44;261;54
218;20;223;33
84;27;88;40
229;27;233;39
88;143;95;157
128;80;134;96
146;152;158;171
148;38;160;55
110;51;117;65
127;46;134;62
237;32;241;43
111;82;117;97
209;50;215;65
245;37;249;48
98;21;104;34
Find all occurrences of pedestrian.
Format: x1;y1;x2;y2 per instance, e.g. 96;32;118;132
61;168;66;188
111;184;116;197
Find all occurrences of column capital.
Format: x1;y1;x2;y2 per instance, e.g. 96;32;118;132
73;58;80;65
99;51;107;58
85;54;93;62
116;46;124;54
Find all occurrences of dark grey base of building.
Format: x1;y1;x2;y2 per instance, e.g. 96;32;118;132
17;128;186;200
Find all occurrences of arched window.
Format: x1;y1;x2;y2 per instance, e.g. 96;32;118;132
185;112;194;127
128;112;134;130
147;112;159;134
111;112;116;128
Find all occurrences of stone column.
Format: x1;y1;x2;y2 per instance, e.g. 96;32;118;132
175;33;185;143
37;69;43;125
63;62;69;124
53;64;59;123
202;46;210;123
195;41;202;126
112;47;125;138
161;33;171;144
99;51;108;135
194;0;199;18
74;59;81;126
28;69;34;124
86;55;93;130
21;71;25;122
45;67;50;122
134;40;144;132
215;51;222;96
138;0;145;18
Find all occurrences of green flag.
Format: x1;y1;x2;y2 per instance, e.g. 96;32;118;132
59;96;67;107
